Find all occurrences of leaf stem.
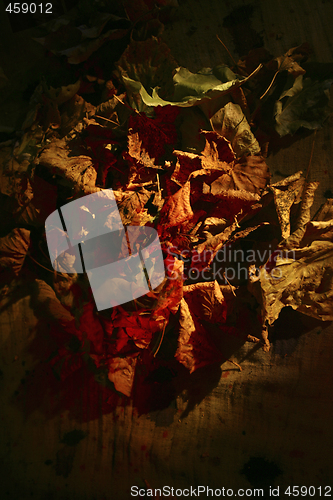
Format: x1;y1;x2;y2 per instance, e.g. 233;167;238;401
95;115;119;126
305;129;317;180
152;319;167;357
216;34;239;69
260;70;278;100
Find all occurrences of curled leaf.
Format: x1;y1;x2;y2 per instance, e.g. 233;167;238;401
255;241;333;325
274;75;333;137
211;102;261;157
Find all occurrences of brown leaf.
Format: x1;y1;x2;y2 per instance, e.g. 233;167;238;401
282;181;320;248
179;133;269;196
175;297;223;373
267;43;310;78
15;175;58;227
158;181;193;227
127;131;159;169
107;355;138;397
314;198;333;222
231;156;270;193
171;150;202;186
200;135;234;172
125;131;162;189
299;220;333;246
183;281;227;324
117;189;151;225
32;279;75;327
153;255;184;314
269;171;305;239
254;240;333;325
0;228;30;277
208;156;269;195
211;102;261;157
36;139;96;193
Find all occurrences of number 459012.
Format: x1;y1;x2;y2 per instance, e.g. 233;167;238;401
6;3;53;14
284;486;331;496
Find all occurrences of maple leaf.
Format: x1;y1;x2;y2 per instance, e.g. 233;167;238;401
125;131;159;189
183;281;227;323
158;181;193;228
175;281;230;372
266;44;310;79
127;107;179;162
207;156;270;195
171;133;269;203
117;189;152;225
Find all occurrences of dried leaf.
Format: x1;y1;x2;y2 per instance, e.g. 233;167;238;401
116;37;178;112
0;228;30;276
211;102;261;157
117;189;151;225
315;199;333;222
32;279;75;326
183;281;227;323
158;182;193;227
274;76;333;137
256;241;333;325
175;297;223;372
269;171;305;239
107;355;137;397
267;44;310;78
36;139;96;193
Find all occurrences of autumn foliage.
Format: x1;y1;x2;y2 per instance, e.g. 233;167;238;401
0;6;332;401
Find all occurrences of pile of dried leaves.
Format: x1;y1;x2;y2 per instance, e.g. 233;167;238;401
0;1;333;398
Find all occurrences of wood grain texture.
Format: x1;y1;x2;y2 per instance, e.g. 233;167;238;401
1;0;333;498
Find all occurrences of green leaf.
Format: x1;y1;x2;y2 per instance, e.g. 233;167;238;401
274;75;333;137
116;37;178;113
121;67;246;110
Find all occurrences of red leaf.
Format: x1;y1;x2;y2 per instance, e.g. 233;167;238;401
158;181;193;228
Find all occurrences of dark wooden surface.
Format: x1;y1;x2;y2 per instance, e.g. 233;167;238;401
0;0;333;498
